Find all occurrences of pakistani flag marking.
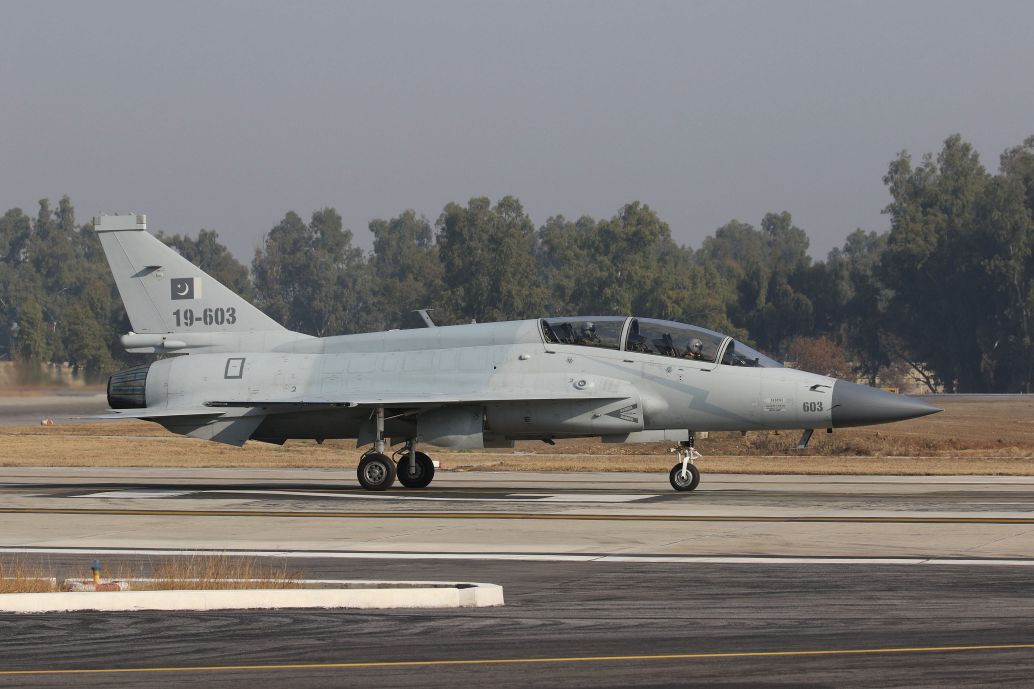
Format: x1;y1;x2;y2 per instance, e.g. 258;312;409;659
171;277;201;300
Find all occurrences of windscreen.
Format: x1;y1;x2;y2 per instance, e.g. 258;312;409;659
624;318;725;363
721;340;782;368
541;317;626;350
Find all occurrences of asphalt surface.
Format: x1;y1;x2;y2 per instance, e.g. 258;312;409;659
2;557;1034;688
3;469;1034;687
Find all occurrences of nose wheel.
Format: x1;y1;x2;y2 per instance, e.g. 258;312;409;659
669;437;702;492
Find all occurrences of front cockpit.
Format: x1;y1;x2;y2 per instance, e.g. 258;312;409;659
540;316;781;368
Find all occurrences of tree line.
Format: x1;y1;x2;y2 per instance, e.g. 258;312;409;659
2;133;1033;393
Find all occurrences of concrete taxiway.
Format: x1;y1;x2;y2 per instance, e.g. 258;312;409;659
2;468;1034;687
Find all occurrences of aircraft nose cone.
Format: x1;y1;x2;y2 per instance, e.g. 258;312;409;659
831;380;942;428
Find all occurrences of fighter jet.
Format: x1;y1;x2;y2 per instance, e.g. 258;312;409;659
94;213;941;492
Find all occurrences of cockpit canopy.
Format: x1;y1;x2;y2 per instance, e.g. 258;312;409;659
540;316;781;368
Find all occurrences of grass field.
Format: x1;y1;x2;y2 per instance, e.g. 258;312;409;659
0;556;302;593
1;397;1032;475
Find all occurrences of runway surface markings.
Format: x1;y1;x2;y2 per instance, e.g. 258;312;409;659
4;546;1034;567
1;506;1033;524
2;642;1033;676
70;489;195;499
66;489;657;503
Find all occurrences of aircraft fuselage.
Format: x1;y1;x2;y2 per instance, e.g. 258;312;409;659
123;318;923;449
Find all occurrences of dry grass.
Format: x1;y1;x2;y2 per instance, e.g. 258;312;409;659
1;397;1033;475
0;556;303;593
115;555;303;591
0;560;56;593
446;453;1034;476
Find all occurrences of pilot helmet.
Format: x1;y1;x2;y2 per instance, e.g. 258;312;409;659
690;338;703;353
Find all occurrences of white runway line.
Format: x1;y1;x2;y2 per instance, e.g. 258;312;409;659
3;546;1034;567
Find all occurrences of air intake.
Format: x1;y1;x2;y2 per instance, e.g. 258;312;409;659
107;364;150;409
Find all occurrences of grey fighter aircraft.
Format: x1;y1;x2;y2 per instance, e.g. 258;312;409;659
94;213;940;492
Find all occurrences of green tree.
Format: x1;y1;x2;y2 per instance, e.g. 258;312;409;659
881;134;991;391
160;229;254;301
578;202;679;317
536;214;595;315
13;297;49;368
536;204;736;334
0;208;35;360
698;212;814;354
252;208;371;336
822;229;890;385
973;136;1034;391
63;303;113;378
0;208;32;266
436;196;544;323
367;210;444;330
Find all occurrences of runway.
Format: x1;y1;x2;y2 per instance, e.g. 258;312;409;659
4;468;1034;558
2;468;1034;687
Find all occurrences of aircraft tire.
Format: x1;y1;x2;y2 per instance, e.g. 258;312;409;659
358;453;396;491
397;451;435;489
669;463;701;492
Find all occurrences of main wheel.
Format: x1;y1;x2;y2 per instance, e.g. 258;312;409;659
669;463;701;491
397;451;435;489
358;453;396;491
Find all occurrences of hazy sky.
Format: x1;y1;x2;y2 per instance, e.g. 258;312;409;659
2;0;1033;261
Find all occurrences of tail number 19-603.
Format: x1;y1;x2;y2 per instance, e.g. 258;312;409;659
172;307;237;327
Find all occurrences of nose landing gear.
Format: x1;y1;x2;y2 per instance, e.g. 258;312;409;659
669;435;701;492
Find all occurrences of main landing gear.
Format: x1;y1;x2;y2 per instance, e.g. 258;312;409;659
394;444;435;489
357;452;396;491
355;407;436;491
669;434;701;492
355;446;436;491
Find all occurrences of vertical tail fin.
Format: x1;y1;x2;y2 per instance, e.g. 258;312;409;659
95;213;285;334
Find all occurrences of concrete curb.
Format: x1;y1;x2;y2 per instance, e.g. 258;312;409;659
0;580;504;613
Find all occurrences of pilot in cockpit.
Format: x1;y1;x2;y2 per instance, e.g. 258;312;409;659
579;321;599;344
684;338;705;360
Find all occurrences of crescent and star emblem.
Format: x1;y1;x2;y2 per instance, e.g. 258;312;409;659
170;277;199;300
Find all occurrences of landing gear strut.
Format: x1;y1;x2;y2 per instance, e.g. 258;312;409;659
357;406;396;491
356;408;437;491
394;442;435;489
669;434;701;492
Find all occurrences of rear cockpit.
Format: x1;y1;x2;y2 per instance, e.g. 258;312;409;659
540;316;781;368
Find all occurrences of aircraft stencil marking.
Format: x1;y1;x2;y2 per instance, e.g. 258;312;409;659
605;404;639;423
224;358;245;379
